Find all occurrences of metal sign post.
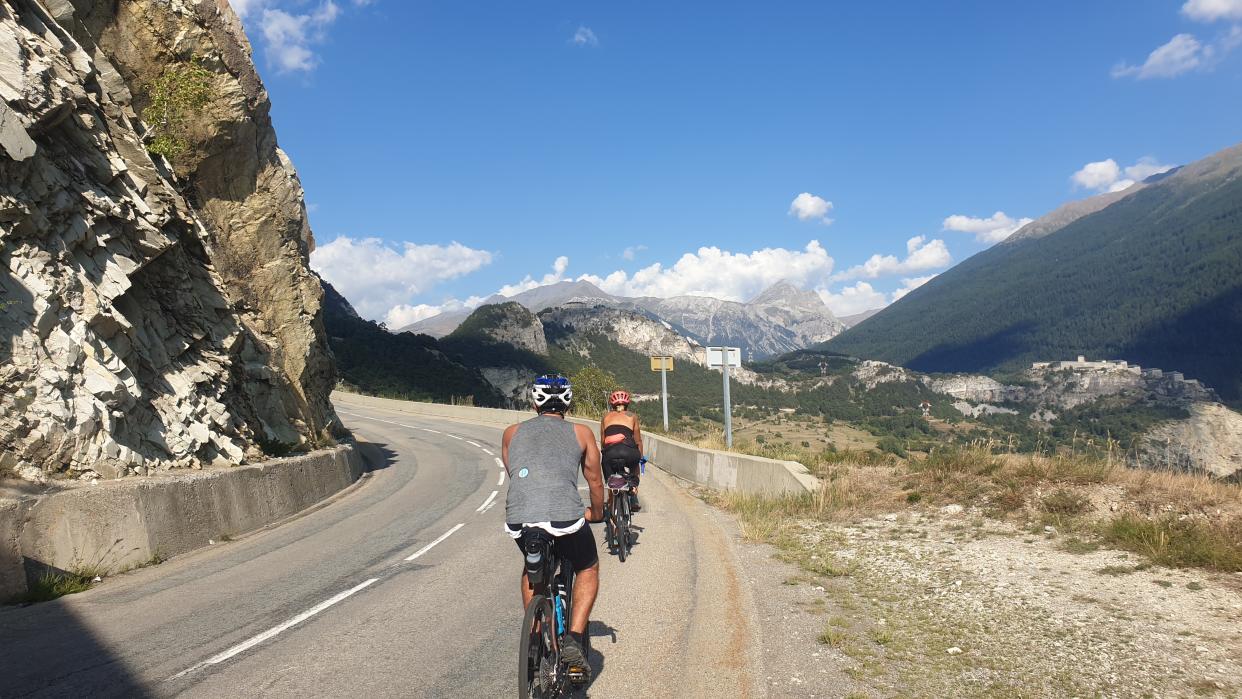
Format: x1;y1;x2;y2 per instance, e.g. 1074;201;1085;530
706;347;741;448
649;356;674;431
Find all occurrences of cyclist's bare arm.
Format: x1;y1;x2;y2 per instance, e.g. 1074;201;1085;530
632;414;644;455
500;424;518;474
575;423;604;521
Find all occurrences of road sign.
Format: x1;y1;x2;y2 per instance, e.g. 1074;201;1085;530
705;347;741;368
650;356;673;430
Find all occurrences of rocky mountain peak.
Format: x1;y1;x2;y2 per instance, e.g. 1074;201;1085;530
449;302;548;355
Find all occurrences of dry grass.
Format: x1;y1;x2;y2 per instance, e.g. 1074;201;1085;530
714;443;1242;574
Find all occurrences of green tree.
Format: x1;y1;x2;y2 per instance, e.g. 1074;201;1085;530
570;365;621;418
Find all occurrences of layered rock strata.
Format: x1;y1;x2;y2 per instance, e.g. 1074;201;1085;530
0;0;336;480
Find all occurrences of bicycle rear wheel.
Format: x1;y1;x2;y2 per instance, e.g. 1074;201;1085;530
519;595;558;699
619;494;632;560
616;494;629;563
603;498;616;554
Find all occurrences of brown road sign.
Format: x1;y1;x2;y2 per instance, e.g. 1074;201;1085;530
650;356;674;372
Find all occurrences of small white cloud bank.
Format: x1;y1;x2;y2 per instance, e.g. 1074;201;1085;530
942;211;1033;244
497;256;571;298
788;192;834;224
1112;26;1242;79
571;26;599;47
311;236;493;322
621;245;648;261
832;236;951;281
232;0;358;74
1071;156;1175;193
1183;0;1242;21
579;241;835;302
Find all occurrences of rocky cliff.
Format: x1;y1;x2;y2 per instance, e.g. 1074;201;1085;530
0;0;336;481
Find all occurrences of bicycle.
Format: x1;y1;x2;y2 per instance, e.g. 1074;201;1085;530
518;529;591;698
603;473;634;562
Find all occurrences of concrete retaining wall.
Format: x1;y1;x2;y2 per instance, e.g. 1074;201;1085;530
0;444;363;602
335;391;817;496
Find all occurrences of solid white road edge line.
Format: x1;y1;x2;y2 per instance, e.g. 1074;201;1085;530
168;578;379;681
475;490;499;513
405;523;466;562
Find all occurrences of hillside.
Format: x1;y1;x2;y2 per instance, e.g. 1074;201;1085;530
322;282;505;406
826;143;1242;404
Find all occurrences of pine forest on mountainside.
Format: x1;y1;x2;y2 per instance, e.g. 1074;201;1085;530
825;146;1242;406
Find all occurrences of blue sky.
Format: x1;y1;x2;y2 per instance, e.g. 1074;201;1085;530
231;0;1242;325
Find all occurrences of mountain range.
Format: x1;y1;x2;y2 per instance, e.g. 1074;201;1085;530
826;142;1242;404
399;279;845;359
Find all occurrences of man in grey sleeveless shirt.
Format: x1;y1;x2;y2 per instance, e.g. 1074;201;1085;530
502;374;604;679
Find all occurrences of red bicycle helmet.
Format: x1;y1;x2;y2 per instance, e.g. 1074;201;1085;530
609;390;631;407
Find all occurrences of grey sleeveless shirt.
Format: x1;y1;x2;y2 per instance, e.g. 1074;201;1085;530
505;415;585;523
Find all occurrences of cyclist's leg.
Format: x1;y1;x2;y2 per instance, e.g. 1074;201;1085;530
555;526;599;635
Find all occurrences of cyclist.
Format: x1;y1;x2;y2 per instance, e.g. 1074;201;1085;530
503;374;604;681
600;390;643;512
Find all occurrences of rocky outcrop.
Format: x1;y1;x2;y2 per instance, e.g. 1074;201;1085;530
1138;403;1242;480
540;304;701;365
0;0;336;481
451;301;547;355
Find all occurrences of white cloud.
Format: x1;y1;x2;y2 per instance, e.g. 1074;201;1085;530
310;236;493;320
1071;159;1124;191
818;282;887;316
1183;0;1242;21
1113;27;1242;79
1071;156;1175;193
384;296;485;330
832;236;951;281
497;256;570;297
890;275;937;303
571;26;599;47
942;211;1034;244
788;192;834;224
232;1;358;74
259;3;341;74
621;245;648;261
579;241;835;302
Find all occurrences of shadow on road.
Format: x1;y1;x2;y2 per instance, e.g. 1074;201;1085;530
354;439;399;474
0;593;151;697
586;619;618;688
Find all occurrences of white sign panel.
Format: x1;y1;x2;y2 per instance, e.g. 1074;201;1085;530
706;346;741;368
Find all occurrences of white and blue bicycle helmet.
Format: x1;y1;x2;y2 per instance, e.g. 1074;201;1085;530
531;374;572;414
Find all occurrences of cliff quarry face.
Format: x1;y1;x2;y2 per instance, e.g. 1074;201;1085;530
0;0;336;480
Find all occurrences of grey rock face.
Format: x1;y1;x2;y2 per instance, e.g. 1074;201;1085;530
1139;403;1242;479
1;1;336;480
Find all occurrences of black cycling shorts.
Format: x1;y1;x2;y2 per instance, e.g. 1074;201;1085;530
602;444;641;483
508;522;599;572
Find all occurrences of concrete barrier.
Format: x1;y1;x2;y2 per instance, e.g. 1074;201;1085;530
0;444;363;602
334;392;817;497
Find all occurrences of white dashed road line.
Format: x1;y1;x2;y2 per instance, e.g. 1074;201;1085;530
405;523;466;562
498;471;506;486
169;578;379;680
475;490;499;513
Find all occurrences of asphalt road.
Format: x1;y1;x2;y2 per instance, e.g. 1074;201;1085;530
0;396;761;698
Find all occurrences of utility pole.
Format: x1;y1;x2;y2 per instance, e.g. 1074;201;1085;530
707;347;738;448
722;355;733;448
660;363;669;431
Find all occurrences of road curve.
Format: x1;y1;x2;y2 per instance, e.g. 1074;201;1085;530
0;396;762;698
